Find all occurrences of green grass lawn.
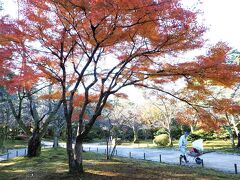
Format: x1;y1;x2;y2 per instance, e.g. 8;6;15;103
0;148;240;179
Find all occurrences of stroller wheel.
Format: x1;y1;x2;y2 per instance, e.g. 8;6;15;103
195;157;202;164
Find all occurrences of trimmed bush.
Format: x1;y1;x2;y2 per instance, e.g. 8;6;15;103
154;128;166;136
153;134;169;146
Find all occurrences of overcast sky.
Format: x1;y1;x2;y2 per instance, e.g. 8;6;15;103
203;0;240;49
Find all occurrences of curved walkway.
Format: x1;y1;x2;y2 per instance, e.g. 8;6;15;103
83;143;240;174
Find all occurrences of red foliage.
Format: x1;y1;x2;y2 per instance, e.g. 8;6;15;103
1;0;240;134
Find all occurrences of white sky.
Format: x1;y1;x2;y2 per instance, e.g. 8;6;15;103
1;0;240;103
202;0;240;49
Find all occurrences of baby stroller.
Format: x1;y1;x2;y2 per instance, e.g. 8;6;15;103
187;139;204;164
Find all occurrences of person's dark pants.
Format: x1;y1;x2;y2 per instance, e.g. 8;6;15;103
180;155;188;163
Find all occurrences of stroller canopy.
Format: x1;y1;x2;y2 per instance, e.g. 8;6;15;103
192;139;203;151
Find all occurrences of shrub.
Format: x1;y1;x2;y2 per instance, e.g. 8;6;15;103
189;129;214;141
153;134;169;146
154;128;166;136
138;129;154;140
84;125;103;142
212;129;230;140
15;134;28;141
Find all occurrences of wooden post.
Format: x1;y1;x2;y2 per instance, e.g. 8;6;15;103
201;159;204;167
144;153;146;160
129;152;131;158
16;150;18;157
179;156;182;165
116;150;117;155
25;149;27;155
89;147;90;152
6;149;9;160
234;164;238;174
159;154;162;163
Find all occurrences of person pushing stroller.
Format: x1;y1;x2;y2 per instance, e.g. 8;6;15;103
179;131;189;163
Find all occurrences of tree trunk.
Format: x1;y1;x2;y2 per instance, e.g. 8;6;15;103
104;129;111;160
225;125;235;149
0;125;5;152
27;128;41;157
110;144;117;159
66;124;76;173
190;125;194;133
53;136;59;148
106;136;109;159
74;139;84;174
133;126;139;143
66;120;84;176
230;133;235;149
230;115;239;137
236;133;240;148
53;128;60;148
225;114;236;149
67;139;77;173
168;132;173;147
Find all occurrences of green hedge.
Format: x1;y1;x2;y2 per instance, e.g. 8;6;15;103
153;134;169;146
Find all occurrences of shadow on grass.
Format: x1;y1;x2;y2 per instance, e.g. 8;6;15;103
1;148;240;180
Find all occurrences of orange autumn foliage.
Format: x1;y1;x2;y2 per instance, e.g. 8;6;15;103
210;98;240;115
2;1;240;155
177;107;227;132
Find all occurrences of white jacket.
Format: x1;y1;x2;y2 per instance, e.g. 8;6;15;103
179;135;188;148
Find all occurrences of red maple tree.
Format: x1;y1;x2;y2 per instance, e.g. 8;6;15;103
1;0;240;174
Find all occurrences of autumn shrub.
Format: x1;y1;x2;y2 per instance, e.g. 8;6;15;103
153;134;169;146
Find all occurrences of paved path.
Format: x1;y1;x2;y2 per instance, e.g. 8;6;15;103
1;141;240;174
0;148;27;161
83;143;240;174
0;142;52;161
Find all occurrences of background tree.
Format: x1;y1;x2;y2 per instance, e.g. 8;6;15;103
51;108;65;148
111;101;143;143
0;88;11;152
6;85;62;156
141;94;178;146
